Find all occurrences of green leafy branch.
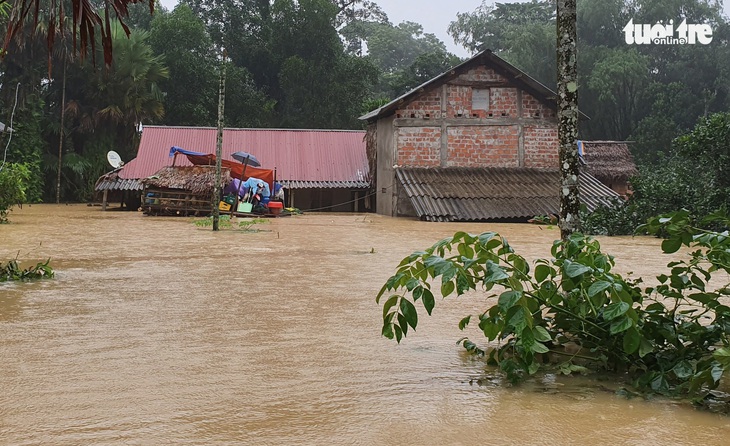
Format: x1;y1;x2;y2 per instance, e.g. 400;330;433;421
377;210;730;396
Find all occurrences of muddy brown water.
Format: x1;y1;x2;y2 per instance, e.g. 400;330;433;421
1;204;729;445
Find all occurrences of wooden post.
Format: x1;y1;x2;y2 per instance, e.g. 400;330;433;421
354;191;359;212
102;190;108;211
557;0;580;240
213;50;227;231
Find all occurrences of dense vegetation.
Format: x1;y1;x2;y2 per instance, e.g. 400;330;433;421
378;210;730;398
583;111;730;235
0;0;727;211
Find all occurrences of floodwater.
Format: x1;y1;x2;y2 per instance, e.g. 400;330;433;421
1;204;729;445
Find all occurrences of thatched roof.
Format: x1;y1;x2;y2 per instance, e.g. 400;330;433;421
581;141;638;182
142;166;232;195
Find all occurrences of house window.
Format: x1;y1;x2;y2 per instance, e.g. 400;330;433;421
472;89;490;110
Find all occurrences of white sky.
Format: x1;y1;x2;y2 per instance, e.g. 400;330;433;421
157;0;730;58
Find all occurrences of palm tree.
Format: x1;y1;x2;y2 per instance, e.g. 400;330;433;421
66;24;168;158
1;0;154;69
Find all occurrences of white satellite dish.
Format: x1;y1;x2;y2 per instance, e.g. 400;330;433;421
107;151;124;168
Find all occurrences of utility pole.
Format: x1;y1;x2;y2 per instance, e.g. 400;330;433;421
557;0;580;240
213;50;227;231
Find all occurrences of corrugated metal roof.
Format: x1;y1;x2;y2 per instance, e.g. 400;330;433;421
118;127;370;189
96;178;143;191
397;167;620;222
280;180;370;189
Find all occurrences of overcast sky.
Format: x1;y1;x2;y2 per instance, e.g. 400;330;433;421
157;0;730;58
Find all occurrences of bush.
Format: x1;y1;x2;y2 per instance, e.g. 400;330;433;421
0;163;31;223
377;210;730;397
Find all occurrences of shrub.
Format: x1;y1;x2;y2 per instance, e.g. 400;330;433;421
377;210;730;396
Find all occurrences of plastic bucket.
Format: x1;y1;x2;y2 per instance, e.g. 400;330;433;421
238;202;253;213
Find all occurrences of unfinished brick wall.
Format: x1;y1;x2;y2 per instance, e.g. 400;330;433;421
524;127;559;168
446;85;471;118
522;92;556;119
396;90;442;119
490;88;518;118
392;65;559;170
447;126;519;167
456;65;505;82
396;127;441;166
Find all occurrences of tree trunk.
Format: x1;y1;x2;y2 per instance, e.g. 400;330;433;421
56;51;67;204
213;52;227;231
557;0;580;240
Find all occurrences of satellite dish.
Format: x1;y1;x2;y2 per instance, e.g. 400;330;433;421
107;151;124;168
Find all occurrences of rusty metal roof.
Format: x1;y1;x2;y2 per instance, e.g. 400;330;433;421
95;168;143;191
118;126;369;189
95;178;143;191
396;167;620;222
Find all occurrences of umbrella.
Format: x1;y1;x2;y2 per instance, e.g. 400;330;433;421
230;151;261;212
230;151;261;167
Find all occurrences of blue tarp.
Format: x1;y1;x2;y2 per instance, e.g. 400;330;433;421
169;146;206;158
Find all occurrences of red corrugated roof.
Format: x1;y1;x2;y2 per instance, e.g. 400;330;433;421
120;126;369;186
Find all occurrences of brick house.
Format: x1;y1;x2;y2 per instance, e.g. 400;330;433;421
361;50;617;221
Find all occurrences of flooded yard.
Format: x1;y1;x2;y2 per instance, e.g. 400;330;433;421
1;204;729;445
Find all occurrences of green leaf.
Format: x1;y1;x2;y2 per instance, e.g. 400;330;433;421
405;277;420;291
459;315;472;330
507;306;529;333
610;316;633;334
382;295;399;319
533;326;552;343
479;318;502;341
532;342;549;354
441;280;455;297
622;327;640;354
661;237;682;254
376;283;388;302
412;286;423;301
638;338;654;358
564;260;592;278
382;323;394;339
485;261;509;283
711;365;724;384
394;324;403;343
672;360;693;379
588;280;611;297
400;298;418;329
424;255;453;277
534;264;551;282
421;288;435;316
398;313;409;335
498;290;522;311
603;302;630;321
713;347;730;368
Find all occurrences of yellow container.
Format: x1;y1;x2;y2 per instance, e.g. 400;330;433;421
218;201;231;211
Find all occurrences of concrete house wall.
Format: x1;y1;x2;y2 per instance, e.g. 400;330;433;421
374;63;561;217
